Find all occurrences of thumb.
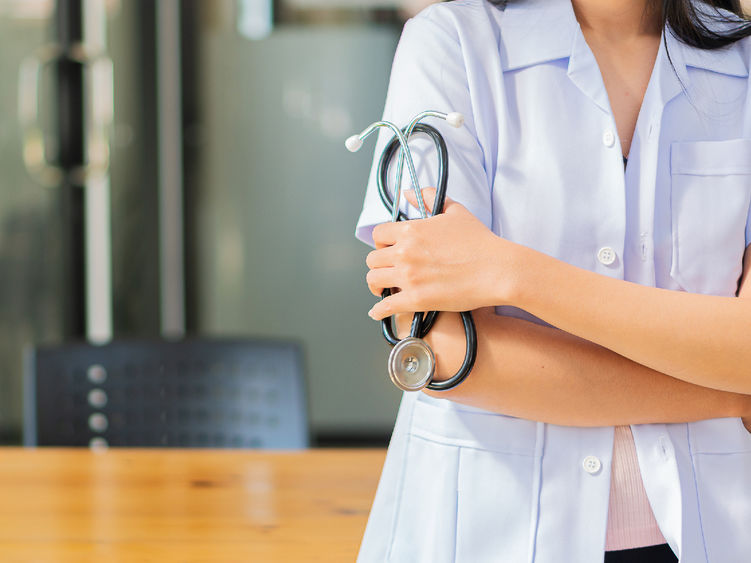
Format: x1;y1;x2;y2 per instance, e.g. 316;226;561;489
403;187;443;215
403;188;465;220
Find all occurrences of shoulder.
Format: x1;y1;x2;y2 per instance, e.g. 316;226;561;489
690;1;751;57
671;3;751;80
403;0;503;48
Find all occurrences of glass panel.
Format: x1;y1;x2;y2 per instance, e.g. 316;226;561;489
190;5;404;438
107;1;161;336
0;0;61;441
0;0;159;442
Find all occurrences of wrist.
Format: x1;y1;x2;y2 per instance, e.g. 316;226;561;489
490;238;532;308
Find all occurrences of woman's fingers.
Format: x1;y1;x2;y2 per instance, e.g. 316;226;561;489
372;222;401;248
366;267;399;297
366;246;399;269
368;291;412;321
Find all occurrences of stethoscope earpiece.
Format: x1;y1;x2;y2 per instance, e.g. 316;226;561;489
446;112;465;128
345;135;363;152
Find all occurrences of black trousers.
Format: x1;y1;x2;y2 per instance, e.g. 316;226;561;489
604;544;678;563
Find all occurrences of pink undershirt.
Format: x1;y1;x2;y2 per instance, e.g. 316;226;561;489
605;161;667;551
605;425;667;551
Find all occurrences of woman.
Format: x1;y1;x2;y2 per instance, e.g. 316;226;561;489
355;0;751;561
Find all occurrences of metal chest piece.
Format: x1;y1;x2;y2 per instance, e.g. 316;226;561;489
388;337;435;391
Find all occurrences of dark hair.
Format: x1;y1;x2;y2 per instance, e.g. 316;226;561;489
490;1;751;50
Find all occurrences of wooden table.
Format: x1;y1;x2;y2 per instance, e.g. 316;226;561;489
0;448;386;562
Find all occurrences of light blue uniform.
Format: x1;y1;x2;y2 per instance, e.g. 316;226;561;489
355;0;751;561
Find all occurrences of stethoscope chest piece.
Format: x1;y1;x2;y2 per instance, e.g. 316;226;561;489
388;337;435;391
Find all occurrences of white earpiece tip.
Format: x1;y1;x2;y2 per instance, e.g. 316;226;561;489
446;112;465;128
345;135;363;152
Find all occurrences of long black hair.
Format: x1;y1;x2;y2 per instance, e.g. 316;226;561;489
490;1;751;50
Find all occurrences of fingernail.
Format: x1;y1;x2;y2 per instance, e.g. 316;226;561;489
368;309;376;319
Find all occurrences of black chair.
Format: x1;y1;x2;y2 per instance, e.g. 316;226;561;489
23;338;308;449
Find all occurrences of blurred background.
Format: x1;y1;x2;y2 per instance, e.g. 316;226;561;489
0;0;435;447
9;0;749;450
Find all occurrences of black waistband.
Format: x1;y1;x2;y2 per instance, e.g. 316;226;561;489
605;544;677;563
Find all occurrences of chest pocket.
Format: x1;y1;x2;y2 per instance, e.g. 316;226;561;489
669;139;751;296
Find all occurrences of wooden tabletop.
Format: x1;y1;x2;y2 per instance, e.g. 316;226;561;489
0;448;386;562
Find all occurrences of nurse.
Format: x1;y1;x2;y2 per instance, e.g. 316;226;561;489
355;0;751;562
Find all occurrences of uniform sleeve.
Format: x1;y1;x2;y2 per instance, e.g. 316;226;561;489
354;9;493;247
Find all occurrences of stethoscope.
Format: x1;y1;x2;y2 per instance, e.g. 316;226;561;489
346;110;477;392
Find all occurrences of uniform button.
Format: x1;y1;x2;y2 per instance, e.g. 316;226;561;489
597;246;617;266
603;129;616;147
583;455;602;475
658;436;673;460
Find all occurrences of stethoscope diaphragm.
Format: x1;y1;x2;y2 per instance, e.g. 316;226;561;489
388;337;435;391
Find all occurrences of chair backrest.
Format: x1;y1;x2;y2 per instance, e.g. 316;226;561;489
24;339;308;448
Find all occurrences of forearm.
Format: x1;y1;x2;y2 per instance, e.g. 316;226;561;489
404;309;751;427
505;246;751;394
369;199;751;395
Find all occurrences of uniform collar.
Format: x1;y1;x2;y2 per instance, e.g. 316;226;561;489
499;0;577;71
499;0;748;80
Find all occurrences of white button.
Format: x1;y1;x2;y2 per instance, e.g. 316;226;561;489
602;129;616;147
658;436;673;460
597;246;617;266
583;455;602;474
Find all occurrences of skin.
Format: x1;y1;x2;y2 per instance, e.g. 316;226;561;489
365;0;751;430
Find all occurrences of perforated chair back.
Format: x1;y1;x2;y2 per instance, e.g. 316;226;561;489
24;339;308;449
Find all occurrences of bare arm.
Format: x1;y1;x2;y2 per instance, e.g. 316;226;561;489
404;307;751;427
369;192;751;395
374;191;751;428
503;242;751;395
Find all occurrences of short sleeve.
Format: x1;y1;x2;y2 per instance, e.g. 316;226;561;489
354;9;493;247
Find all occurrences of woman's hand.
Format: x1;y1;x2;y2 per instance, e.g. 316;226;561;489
366;188;523;320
